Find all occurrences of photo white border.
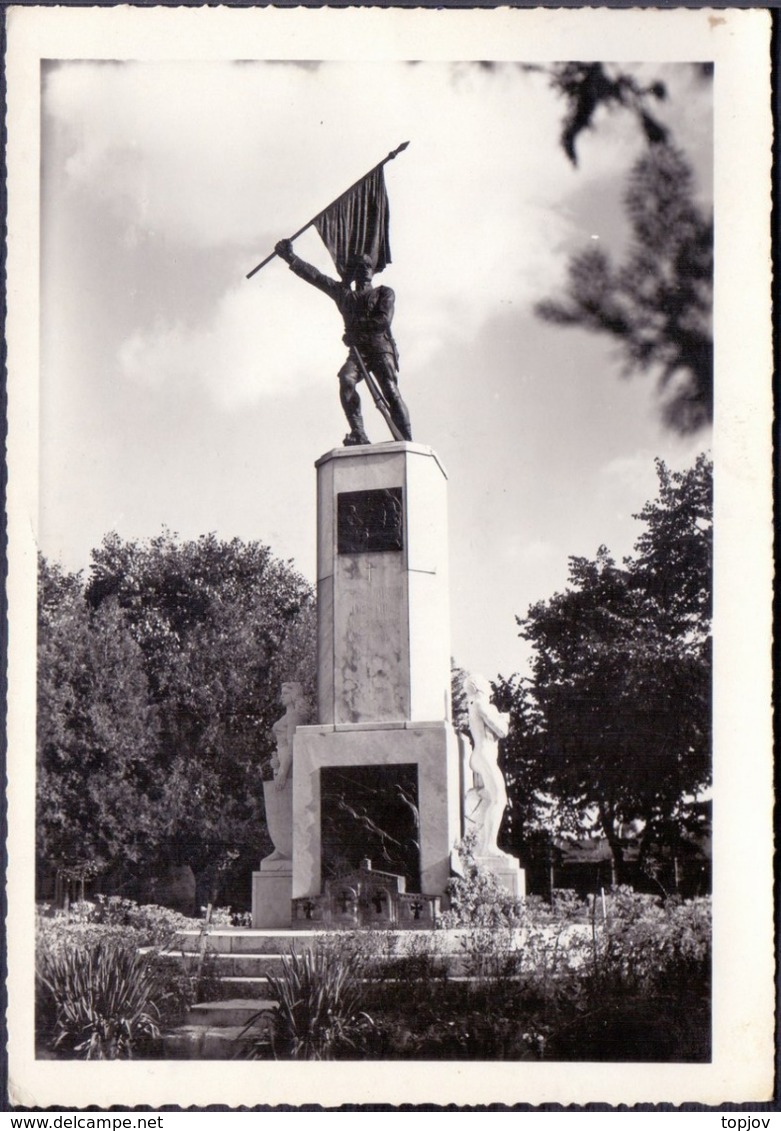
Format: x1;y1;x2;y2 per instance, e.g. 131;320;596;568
6;5;775;1108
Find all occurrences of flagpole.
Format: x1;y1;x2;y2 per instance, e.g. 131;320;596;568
245;141;410;280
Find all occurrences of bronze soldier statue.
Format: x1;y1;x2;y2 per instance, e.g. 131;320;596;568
275;239;413;446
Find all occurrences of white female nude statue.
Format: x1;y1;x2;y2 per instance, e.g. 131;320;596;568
463;673;511;858
264;681;310;863
270;681;310;791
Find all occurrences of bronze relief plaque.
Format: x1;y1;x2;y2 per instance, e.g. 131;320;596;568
337;487;404;554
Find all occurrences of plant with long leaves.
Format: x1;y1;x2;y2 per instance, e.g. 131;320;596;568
37;937;163;1059
244;946;373;1060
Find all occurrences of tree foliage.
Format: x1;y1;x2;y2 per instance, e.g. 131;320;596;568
538;62;671;167
37;558;160;881
37;533;317;900
537;145;713;435
450;661;470;735
500;455;712;880
527;61;712;167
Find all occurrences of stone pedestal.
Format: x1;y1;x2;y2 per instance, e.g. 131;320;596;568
475;855;526;900
251;859;293;928
292;720;461;899
252;778;294;927
289;442;461;902
315;442;452;726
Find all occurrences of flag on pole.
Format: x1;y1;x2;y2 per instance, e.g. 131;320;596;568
314;166;392;278
246;143;407;281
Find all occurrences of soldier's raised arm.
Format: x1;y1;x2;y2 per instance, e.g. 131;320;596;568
275;239;341;302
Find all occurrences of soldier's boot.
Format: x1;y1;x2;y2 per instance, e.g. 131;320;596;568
340;379;370;446
343;409;370;447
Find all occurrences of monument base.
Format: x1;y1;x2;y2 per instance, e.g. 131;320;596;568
474;854;526;900
251;859;293;928
292;720;461;900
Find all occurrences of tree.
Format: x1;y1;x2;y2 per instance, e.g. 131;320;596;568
37;532;317;906
503;456;712;884
37;558;161;894
631;453;712;636
83;530;316;902
450;661;470;736
488;673;550;857
537;145;713;435
531;62;672;166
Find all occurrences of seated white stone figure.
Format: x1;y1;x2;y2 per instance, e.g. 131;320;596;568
463;673;512;858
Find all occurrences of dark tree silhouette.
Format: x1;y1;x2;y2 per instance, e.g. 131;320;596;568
536;146;713;434
37;533;317;905
37;558;161;891
499;455;712;883
539;62;670;166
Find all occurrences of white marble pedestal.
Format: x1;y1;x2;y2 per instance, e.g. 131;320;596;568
315;442;452;726
251;858;293;928
292;719;461;899
257;442;464;921
475;854;526;900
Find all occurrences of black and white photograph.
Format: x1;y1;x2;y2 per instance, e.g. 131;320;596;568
5;4;774;1110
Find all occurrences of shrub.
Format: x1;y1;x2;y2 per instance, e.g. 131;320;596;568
73;896;197;946
545;889;712;1061
454;926;525;981
317;929;448;986
224;890;710;1062
593;887;711;994
39;897;198;954
246;947;373;1060
440;837;525;928
36;937;164;1059
525;888;591;924
35;899;212;1052
201;905;253;928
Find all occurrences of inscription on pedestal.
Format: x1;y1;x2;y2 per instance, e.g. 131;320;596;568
337;488;403;554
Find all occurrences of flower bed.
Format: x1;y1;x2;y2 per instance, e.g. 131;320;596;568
236;888;711;1062
35;888;710;1062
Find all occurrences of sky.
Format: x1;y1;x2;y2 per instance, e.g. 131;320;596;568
39;59;713;679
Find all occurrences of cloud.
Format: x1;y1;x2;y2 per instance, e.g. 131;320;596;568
45;63;576;299
42;60;594;407
118;272;344;409
45;61;347;247
599;442;707;500
599;450;664;501
593;441;710;558
45;59;712;413
502;533;559;566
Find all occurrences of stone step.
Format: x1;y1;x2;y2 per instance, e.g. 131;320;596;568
175;928;327;955
186;997;277;1028
170;949;519;982
174;925;529;955
166;949;478;977
219;976;272;989
162;951;285;976
162;969;541;1059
